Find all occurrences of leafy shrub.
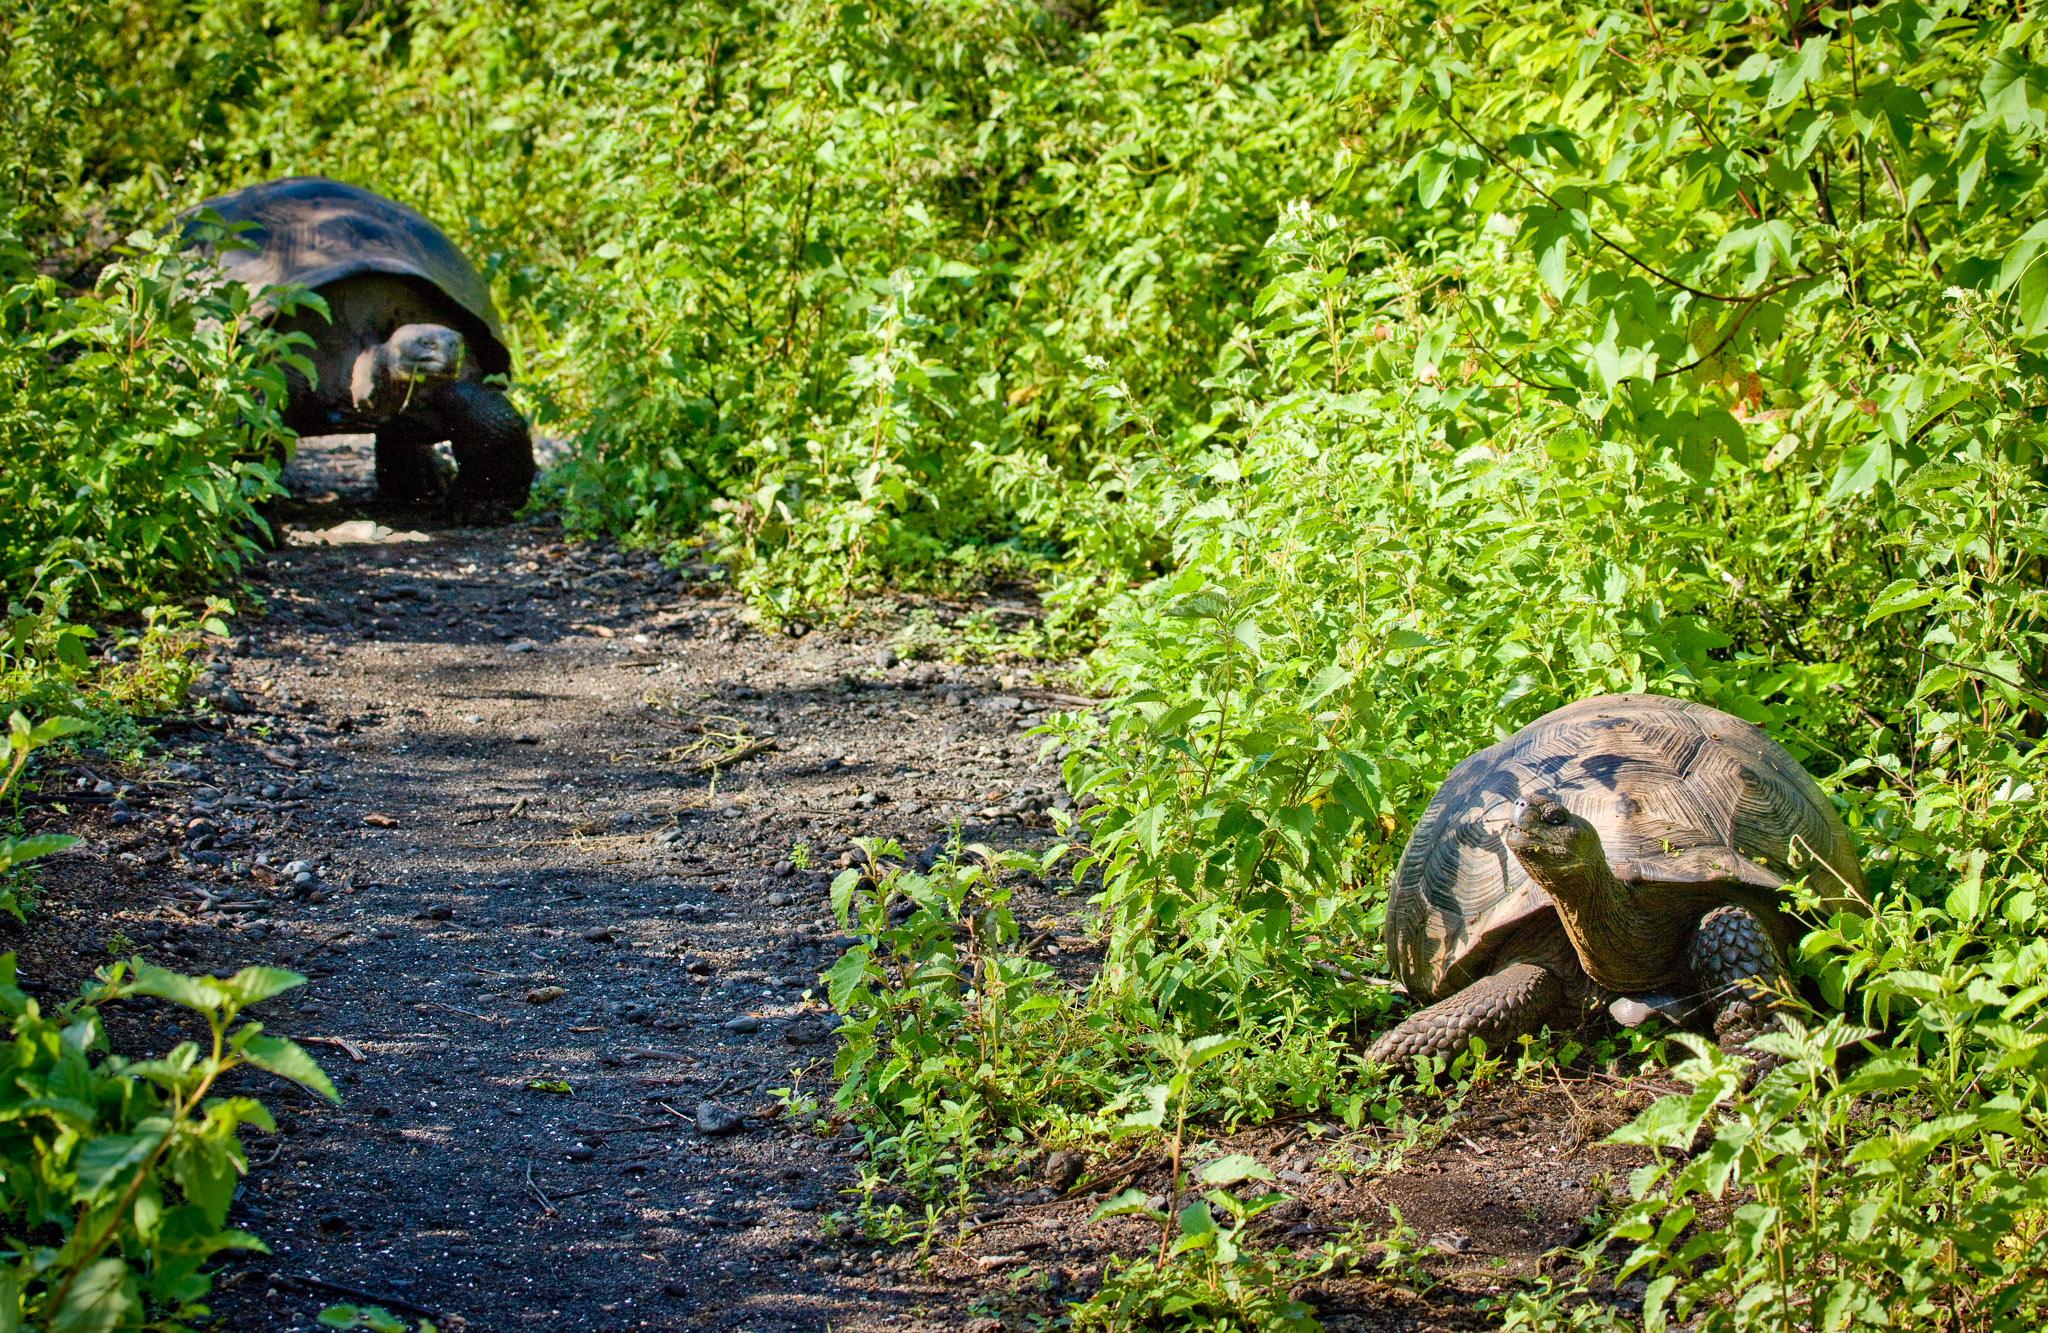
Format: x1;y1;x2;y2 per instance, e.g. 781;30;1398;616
0;226;297;616
0;714;333;1331
1056;1;2048;1325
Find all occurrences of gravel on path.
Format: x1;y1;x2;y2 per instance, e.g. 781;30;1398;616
18;458;1089;1332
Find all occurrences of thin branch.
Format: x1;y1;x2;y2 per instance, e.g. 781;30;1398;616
1429;94;1814;305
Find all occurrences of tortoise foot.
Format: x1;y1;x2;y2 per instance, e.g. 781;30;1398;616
1366;962;1563;1066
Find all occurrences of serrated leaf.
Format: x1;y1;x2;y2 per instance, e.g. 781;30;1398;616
1197;1153;1275;1186
240;1035;338;1102
221;967;306;1007
1301;662;1351;706
1087;1188;1161;1222
824;946;870;1011
1865;579;1935;624
49;1258;135;1333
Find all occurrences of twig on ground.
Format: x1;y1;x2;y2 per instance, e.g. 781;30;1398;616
299;1036;367;1062
671;738;778;776
284;1275;440;1320
525;1159;557;1216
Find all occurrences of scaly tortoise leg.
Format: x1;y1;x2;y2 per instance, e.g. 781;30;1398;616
435;381;535;507
1366;963;1565;1065
373;417;451;503
1688;904;1789;1045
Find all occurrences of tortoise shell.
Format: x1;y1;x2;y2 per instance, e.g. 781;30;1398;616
1385;694;1864;1004
190;176;509;377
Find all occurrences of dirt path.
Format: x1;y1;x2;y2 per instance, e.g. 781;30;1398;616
22;442;1092;1333
15;443;1658;1333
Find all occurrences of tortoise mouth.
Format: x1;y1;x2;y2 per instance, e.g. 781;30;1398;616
1503;796;1587;863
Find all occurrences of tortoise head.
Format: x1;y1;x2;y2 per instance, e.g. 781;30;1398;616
385;323;466;382
1504;794;1608;891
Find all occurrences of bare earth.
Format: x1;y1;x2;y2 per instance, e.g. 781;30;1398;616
16;442;1660;1333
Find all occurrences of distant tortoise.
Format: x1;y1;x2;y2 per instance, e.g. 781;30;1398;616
191;176;535;506
1366;694;1865;1064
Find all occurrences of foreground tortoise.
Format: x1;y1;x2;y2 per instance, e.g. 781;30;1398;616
1367;694;1865;1064
191;176;535;506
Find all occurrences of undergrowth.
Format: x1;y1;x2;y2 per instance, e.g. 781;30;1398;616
13;0;2048;1327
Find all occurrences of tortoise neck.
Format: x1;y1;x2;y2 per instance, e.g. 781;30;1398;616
1524;858;1691;993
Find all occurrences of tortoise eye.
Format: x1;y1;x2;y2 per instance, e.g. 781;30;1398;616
1543;806;1571;825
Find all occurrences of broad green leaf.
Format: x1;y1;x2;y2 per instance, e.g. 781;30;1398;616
1864;579;1935;624
49;1259;136;1333
127;967;224;1012
1197;1153;1275;1186
221;967;306;1007
1087;1188;1162;1222
240;1035;338;1101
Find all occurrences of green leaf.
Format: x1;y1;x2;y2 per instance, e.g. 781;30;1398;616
240;1034;339;1102
1087;1188;1161;1222
1864;579;1935;624
824;946;871;1011
1132;805;1166;858
1301;662;1351;707
221;967;306;1007
75;1129;166;1199
1197;1153;1275;1186
1185;1034;1247;1070
127;966;224;1012
1766;37;1830;109
48;1259;136;1333
0;834;78;871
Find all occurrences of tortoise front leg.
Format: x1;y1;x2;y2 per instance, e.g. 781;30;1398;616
1688;904;1789;1044
1366;963;1565;1065
433;381;535;506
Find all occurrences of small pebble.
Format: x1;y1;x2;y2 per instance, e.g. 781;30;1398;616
425;905;453;921
695;1102;744;1136
527;986;566;1005
766;892;792;908
582;926;614;943
1043;1148;1088;1192
506;640;538;653
721;1015;761;1034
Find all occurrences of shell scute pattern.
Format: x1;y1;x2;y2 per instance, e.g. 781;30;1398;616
1386;694;1863;1004
192;176;509;376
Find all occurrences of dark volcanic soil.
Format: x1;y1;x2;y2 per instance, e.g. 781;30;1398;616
12;441;1667;1333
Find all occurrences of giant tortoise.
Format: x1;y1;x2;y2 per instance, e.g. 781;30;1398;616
191;176;535;506
1366;694;1865;1064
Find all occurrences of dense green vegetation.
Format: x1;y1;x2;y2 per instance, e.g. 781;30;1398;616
11;0;2048;1326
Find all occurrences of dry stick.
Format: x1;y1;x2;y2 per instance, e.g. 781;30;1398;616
286;1275;440;1320
431;1002;495;1023
525;1159;558;1216
568;1120;678;1134
299;1036;367;1062
674;738;779;776
622;1046;696;1062
1790;833;1876;913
